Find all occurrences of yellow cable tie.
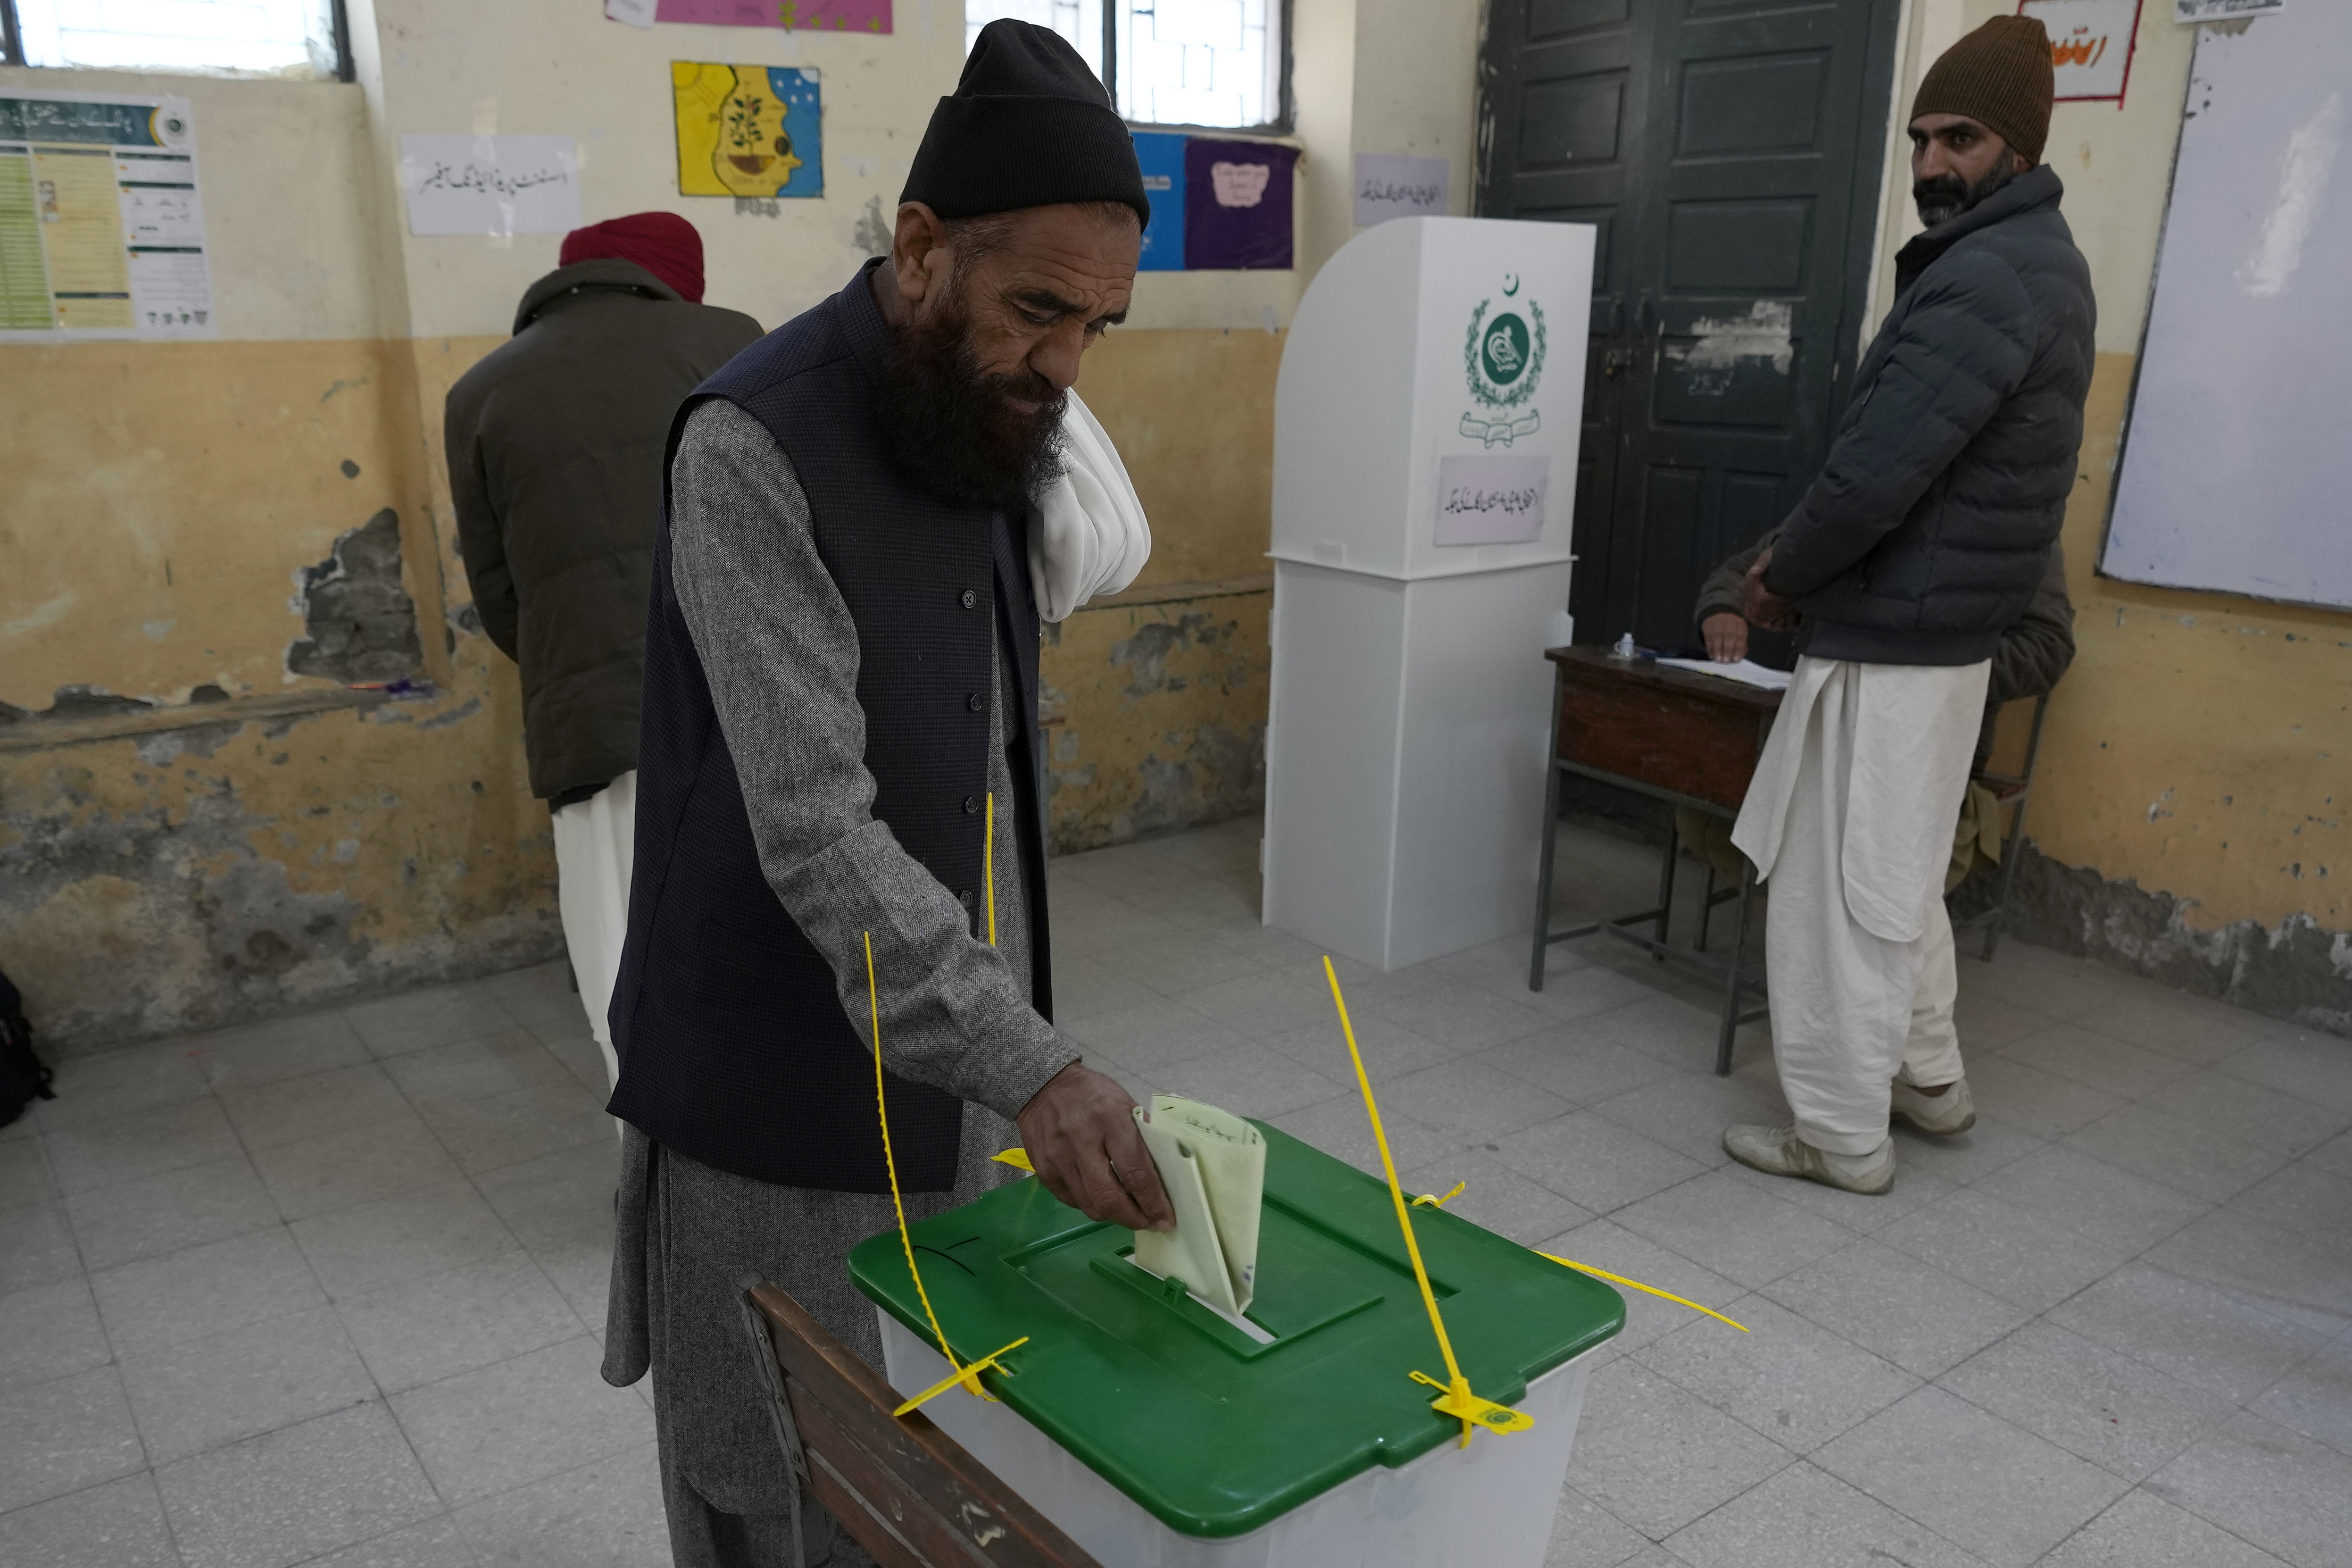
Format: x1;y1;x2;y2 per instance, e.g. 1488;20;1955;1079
991;1147;1034;1172
1536;1252;1750;1333
1411;1181;1467;1209
1411;1369;1537;1434
985;793;996;948
869;932;997;1406
1324;956;1526;1450
891;1336;1030;1417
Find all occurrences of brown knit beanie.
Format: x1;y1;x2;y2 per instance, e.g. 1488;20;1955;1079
1912;15;2055;166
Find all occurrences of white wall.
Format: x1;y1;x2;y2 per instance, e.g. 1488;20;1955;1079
343;0;968;340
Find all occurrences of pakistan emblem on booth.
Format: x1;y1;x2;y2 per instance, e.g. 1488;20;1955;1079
1461;289;1547;448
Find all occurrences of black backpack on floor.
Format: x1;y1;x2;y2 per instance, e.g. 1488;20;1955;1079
0;965;54;1129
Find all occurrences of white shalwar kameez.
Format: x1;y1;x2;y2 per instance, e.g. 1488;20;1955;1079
1732;657;1988;1157
550;769;637;1093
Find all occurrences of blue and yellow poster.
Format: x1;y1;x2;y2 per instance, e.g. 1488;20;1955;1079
672;62;822;198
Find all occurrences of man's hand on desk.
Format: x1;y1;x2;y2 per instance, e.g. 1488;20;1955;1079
1017;1061;1176;1232
1701;613;1749;663
1741;547;1800;633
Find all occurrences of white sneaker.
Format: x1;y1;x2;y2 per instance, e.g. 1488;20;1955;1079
1723;1123;1895;1195
1890;1077;1975;1136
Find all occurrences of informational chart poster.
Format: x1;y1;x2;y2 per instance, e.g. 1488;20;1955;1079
398;135;582;237
0;90;212;339
673;63;824;199
2019;0;2142;102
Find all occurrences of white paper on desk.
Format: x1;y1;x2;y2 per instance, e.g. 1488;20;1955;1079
1131;1096;1265;1316
1655;656;1793;691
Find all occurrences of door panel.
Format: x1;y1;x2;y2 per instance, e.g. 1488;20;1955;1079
1478;0;1898;656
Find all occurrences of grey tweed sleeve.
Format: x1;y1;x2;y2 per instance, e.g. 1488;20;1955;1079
666;398;1075;1121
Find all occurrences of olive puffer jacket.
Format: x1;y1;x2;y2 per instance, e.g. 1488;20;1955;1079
1764;165;2096;666
447;260;762;801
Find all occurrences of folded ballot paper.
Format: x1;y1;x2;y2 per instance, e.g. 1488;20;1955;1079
1131;1096;1266;1317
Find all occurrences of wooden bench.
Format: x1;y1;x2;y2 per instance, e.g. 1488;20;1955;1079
738;1278;1103;1568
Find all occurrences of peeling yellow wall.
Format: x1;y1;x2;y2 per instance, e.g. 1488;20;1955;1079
1076;328;1282;590
1043;590;1273;852
0;0;1424;1046
2;341;417;704
1041;328;1286;849
2029;356;2351;933
0;338;560;1046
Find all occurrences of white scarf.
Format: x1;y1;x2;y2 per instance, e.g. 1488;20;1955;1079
1029;390;1151;623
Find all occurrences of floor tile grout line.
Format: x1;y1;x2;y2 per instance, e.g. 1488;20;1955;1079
1651;1453;1995;1568
1923;1310;2244;1489
1623;1290;1922;1462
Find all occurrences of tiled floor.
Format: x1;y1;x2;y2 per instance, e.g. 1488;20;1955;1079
4;815;2349;1567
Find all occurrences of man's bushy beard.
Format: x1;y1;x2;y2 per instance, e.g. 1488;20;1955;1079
1913;156;2017;228
877;287;1067;510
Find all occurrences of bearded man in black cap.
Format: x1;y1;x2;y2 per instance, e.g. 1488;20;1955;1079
599;23;1173;1566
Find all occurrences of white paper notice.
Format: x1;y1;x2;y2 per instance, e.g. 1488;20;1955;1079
1354;153;1449;227
398;135;581;238
605;0;658;24
2174;0;2282;19
1433;454;1549;547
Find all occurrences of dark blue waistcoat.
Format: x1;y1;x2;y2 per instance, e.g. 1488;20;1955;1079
605;261;1052;1193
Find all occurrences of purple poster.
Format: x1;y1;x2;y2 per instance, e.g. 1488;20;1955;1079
654;0;893;32
1183;139;1295;271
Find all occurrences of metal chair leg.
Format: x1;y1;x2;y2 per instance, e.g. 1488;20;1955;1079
1653;814;1680;960
1700;865;1717;952
1714;862;1756;1077
1531;675;1568;991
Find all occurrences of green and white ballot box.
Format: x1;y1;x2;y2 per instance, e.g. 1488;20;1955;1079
849;1124;1623;1568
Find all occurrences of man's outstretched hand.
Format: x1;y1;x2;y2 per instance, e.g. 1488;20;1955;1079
1740;547;1800;632
1015;1062;1175;1232
1701;612;1749;663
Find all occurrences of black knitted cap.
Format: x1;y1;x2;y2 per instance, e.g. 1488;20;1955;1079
900;20;1149;231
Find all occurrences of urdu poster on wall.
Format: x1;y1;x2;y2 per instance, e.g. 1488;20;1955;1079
0;90;212;339
674;63;825;199
2019;0;2142;102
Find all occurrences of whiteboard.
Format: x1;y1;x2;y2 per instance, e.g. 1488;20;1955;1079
2101;6;2352;611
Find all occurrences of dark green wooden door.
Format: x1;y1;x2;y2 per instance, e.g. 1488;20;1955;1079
1477;0;1899;653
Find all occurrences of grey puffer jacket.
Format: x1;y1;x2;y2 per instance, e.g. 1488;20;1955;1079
447;260;762;801
1699;531;2074;760
1698;533;2074;709
1765;165;2095;666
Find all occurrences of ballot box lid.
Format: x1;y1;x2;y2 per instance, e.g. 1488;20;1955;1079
849;1122;1623;1539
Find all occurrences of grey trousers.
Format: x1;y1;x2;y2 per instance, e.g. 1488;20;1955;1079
602;1111;1017;1568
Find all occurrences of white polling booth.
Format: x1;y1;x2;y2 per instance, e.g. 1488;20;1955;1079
1264;216;1593;971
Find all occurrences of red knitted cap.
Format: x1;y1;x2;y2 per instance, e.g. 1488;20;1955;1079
560;212;705;304
1913;15;2055;166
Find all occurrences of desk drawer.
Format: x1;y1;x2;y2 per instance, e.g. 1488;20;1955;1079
1556;672;1767;812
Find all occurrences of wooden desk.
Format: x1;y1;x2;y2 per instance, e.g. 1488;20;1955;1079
1532;647;1783;1075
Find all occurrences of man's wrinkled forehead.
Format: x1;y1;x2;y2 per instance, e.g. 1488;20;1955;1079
968;207;1138;321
